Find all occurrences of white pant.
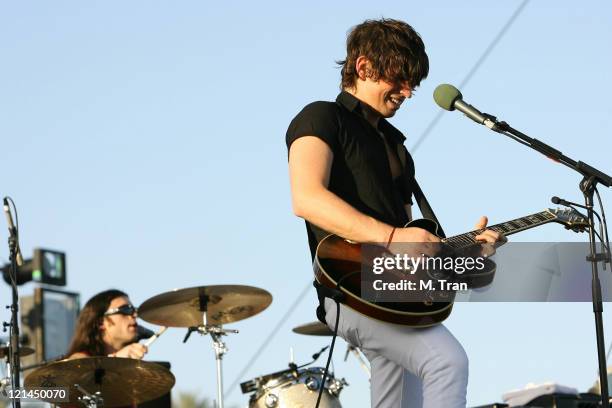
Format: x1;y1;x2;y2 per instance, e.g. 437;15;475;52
324;298;468;408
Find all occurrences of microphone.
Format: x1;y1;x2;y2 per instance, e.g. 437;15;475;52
136;325;156;341
2;197;23;266
433;84;500;131
312;345;329;360
551;196;574;208
552;196;598;216
551;196;605;239
552;197;610;269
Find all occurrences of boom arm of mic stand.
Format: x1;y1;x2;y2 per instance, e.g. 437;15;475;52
496;121;611;187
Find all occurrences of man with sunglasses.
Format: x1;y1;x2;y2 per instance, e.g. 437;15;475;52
67;289;148;360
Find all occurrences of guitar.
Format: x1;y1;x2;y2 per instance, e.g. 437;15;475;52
314;208;588;327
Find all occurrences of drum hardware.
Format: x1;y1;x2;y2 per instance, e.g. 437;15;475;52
182;321;238;408
292;321;334;336
0;375;9;395
239;347;328;395
242;366;346;408
19;353;68;372
0;346;12;395
240;363;299;395
262;392;278;407
75;383;105;408
327;376;348;397
0;343;35;398
344;344;370;379
24;356;175;407
293;320;371;379
139;285;273;408
179;295;240;408
137;285;273;328
241;347;347;408
0;345;34;359
16;323;168;405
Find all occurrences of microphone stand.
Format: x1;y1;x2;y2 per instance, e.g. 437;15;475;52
484;116;612;407
5;220;22;408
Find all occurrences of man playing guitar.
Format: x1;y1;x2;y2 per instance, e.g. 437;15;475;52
286;18;504;408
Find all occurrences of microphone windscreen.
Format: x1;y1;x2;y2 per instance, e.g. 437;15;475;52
136;325;155;341
433;84;462;111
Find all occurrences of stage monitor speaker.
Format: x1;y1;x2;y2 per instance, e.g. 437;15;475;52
20;287;80;368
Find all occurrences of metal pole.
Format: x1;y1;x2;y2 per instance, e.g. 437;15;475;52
210;331;227;408
582;176;609;408
214;343;224;408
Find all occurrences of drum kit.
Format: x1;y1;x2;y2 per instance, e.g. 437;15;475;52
241;366;345;408
1;284;369;407
24;357;176;407
240;319;368;408
10;284;608;408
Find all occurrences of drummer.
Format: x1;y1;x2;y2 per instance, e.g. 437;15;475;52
67;289;148;359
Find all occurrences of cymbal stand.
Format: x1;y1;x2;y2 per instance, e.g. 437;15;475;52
75;384;104;408
182;294;238;408
0;369;9;396
345;345;371;379
1;353;11;395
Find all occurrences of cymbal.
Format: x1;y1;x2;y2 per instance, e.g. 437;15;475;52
0;345;35;358
24;357;175;407
292;321;334;336
138;285;273;327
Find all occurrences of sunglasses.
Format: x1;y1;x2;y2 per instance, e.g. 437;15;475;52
104;304;137;316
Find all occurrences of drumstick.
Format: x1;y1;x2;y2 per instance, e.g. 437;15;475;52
143;327;167;347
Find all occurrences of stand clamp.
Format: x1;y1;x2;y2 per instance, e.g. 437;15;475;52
75;384;104;408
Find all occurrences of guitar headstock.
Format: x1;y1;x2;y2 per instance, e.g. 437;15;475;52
546;207;589;233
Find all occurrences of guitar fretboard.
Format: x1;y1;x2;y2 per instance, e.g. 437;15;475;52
443;211;556;249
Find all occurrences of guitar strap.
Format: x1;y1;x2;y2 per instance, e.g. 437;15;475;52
411;177;446;239
394;144;446;239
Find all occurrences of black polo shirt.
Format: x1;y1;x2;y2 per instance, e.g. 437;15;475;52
286;91;417;259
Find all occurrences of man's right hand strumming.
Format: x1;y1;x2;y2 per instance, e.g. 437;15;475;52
390;226;442;257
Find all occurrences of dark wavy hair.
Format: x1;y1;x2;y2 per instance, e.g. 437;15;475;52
67;289;128;357
338;18;429;90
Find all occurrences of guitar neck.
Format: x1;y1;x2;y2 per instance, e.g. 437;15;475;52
444;210;556;248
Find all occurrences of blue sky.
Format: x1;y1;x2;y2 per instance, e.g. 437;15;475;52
2;1;611;406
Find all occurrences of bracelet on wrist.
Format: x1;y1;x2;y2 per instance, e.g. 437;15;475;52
386;227;396;249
